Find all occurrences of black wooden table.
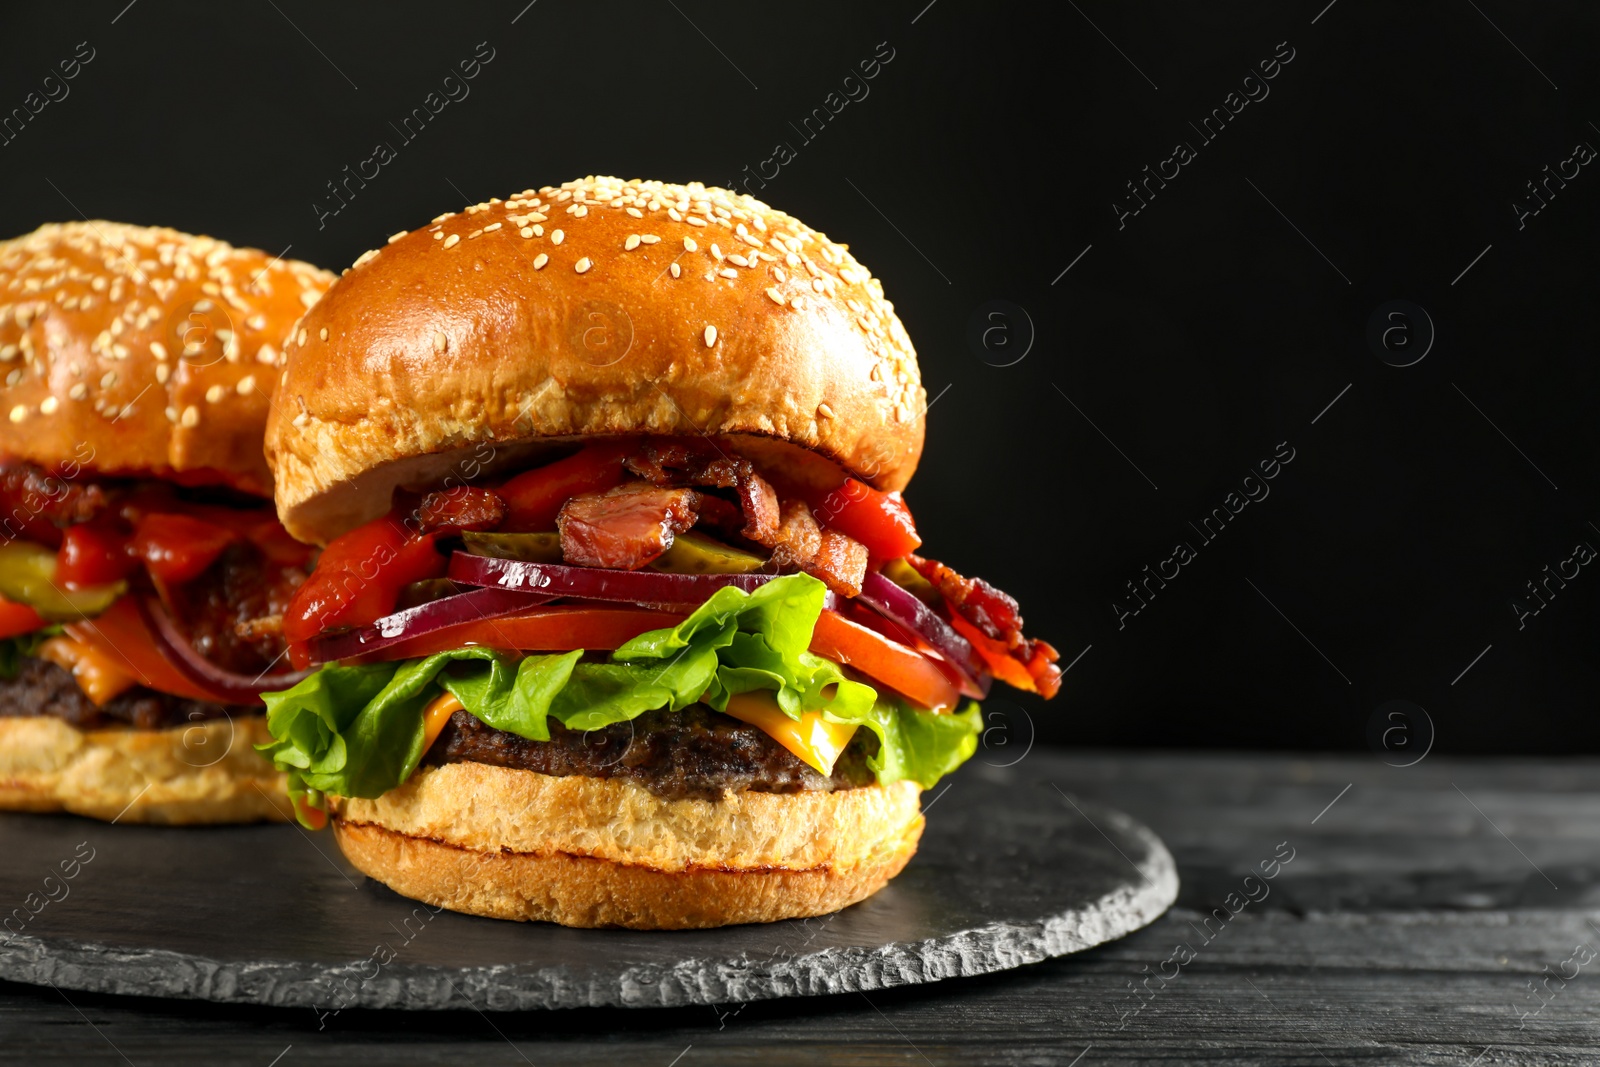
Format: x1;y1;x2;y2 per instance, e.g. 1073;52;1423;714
4;750;1595;1065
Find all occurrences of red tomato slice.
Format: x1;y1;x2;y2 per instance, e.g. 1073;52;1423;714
496;440;631;531
808;479;921;561
129;513;238;585
809;609;960;712
64;597;236;704
56;523;137;588
354;605;686;664
0;597;45;640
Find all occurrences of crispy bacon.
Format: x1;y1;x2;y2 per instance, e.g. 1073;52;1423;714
746;500;868;596
625;439;745;490
414;486;506;535
908;553;1062;698
0;461;109;546
737;471;780;543
805;529;869;597
557;483;700;570
625;439;785;550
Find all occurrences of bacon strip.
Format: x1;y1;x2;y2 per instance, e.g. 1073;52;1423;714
748;500;868;597
907;553;1062;698
414;486;506;535
557;484;700;570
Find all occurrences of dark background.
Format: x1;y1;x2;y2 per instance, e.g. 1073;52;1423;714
0;1;1594;755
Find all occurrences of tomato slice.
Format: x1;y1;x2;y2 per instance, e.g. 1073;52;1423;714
283;516;448;654
496;440;631;531
56;523;137;588
807;479;921;561
64;597;236;704
129;513;238;585
354;605;686;664
0;597;45;640
809;609;960;712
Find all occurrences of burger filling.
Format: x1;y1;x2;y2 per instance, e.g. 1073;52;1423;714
259;437;1062;827
0;459;312;726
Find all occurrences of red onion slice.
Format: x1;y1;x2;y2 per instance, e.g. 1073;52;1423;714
449;551;831;606
856;571;990;698
307;586;557;665
137;597;315;705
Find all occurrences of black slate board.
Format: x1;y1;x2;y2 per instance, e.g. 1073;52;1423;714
0;762;1175;1011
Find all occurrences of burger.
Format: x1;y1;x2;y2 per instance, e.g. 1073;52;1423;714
0;221;334;823
260;176;1062;928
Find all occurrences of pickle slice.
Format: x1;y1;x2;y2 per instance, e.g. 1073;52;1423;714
0;542;124;621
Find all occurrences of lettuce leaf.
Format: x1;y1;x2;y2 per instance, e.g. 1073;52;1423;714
0;626;62;680
258;574;982;824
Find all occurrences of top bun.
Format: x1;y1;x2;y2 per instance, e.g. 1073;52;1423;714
266;176;926;545
0;222;334;496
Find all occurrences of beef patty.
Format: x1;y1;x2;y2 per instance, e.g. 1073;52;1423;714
0;656;245;730
425;705;878;801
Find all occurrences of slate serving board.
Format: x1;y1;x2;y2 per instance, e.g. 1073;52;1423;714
0;762;1176;1011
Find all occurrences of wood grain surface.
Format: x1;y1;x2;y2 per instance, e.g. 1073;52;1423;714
5;750;1598;1065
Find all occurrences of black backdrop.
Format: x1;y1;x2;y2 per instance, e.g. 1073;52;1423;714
0;1;1595;755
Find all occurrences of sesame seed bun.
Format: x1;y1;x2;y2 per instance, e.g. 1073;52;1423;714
329;761;924;929
266;176;926;545
0;222;335;496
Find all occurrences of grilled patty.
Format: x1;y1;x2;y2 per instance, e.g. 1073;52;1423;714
425;705;877;801
0;655;243;730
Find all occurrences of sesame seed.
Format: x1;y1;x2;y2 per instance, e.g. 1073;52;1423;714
100;371;117;388
575;257;593;274
668;209;683;222
669;262;681;278
443;234;461;249
39;396;57;415
468;229;484;240
551;230;565;246
765;286;785;304
434;232;445;241
150;341;168;360
205;384;225;403
319;327;329;341
69;382;89;400
710;244;724;261
180;405;199;428
528;213;548;223
729;254;749;267
790;296;807;310
640;234;661;245
0;346;15;362
257;344;277;365
573;206;588;218
520;227;534;238
7;405;25;423
483;222;503;233
818;403;834;419
683;237;698;252
299;290;319;308
532;225;544;237
434;332;448;353
719;268;738;280
704;325;717;347
625;235;641;251
533;253;549;270
237;375;255;395
388;231;409;244
686;216;707;227
3;371;17;387
432;213;454;224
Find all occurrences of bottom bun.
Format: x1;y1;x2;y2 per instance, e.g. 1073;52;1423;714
330;761;925;928
0;714;291;824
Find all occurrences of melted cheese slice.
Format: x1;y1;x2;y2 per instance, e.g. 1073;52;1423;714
721;690;858;777
37;635;138;707
420;691;464;753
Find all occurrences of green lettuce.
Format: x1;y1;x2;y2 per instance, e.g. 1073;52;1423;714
0;626;62;680
258;574;982;824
